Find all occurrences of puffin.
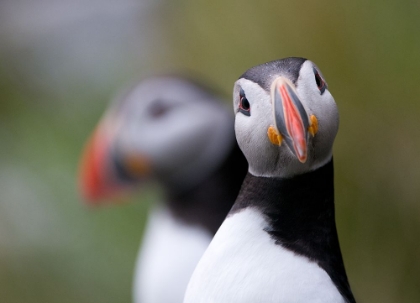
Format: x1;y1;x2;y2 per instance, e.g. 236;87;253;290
78;76;248;303
184;58;356;303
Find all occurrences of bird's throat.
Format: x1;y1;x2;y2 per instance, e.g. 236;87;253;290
229;159;356;303
231;159;335;218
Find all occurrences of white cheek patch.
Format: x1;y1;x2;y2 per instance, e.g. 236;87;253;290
111;77;237;190
136;101;235;188
234;79;276;175
295;61;339;170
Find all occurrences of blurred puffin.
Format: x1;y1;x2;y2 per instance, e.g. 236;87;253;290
184;58;356;303
78;76;248;303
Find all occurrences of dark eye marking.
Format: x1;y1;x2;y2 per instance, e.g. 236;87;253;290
313;68;327;95
239;88;250;116
149;100;170;118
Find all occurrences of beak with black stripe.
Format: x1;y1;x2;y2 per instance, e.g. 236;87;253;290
78;116;151;204
271;76;311;163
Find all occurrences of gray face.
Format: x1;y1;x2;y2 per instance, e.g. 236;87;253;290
103;76;235;190
233;59;339;178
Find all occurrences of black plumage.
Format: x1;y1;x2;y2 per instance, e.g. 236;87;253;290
168;141;248;235
240;57;307;91
231;159;356;303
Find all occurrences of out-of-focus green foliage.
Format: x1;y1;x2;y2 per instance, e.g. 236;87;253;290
0;0;419;302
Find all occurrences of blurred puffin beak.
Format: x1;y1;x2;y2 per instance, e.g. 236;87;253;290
78;120;151;205
78;126;113;204
270;76;313;163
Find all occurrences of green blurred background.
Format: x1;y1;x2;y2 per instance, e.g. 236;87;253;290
0;0;419;302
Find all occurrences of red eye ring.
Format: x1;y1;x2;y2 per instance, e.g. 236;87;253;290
238;88;250;116
314;69;326;94
240;96;250;111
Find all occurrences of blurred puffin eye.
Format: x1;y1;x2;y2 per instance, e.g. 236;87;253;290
239;88;250;116
149;101;168;118
314;69;327;94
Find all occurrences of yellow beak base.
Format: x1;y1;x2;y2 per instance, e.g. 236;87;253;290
267;126;283;146
308;115;319;137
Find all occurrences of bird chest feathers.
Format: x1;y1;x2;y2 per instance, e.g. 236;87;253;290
184;208;345;303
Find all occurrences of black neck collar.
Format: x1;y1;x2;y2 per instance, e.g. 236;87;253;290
231;159;356;303
166;142;248;236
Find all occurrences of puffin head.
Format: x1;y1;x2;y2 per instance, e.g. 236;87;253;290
79;76;234;204
233;58;339;178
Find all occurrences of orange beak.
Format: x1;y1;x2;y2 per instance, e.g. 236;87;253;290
78;127;118;204
78;120;152;206
271;77;310;163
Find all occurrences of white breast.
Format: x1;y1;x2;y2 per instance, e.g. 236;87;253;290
134;206;212;303
184;208;345;303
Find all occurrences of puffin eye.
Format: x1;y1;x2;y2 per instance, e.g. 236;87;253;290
239;88;251;116
240;97;250;111
149;101;169;118
314;69;326;94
